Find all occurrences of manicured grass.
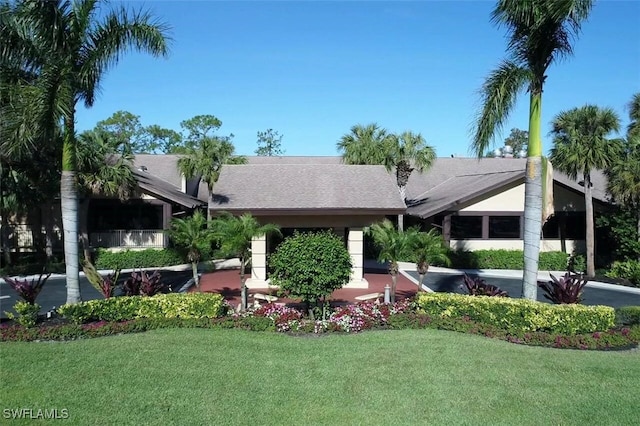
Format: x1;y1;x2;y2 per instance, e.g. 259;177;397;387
1;329;639;425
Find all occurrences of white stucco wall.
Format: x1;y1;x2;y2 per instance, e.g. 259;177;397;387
460;185;525;212
459;182;588;214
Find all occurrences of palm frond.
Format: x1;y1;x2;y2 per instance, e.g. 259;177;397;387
471;60;530;157
78;4;171;107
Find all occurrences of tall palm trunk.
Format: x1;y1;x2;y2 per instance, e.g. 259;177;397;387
0;161;9;267
522;89;543;301
207;188;213;223
0;207;10;267
28;208;45;263
61;117;80;304
43;201;55;260
584;173;595;276
240;254;248;311
78;198;91;262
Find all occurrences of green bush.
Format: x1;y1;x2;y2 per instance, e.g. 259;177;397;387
447;249;571;271
415;292;615;335
616;306;640;325
94;248;185;270
58;293;224;324
4;301;41;328
606;260;640;287
269;231;352;310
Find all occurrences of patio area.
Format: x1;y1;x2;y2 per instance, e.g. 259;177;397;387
194;268;420;307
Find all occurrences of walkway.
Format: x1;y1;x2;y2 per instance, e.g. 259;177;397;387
195;268;419;307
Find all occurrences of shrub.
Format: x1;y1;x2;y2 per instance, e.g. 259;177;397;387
122;270;168;296
616;306;640;325
4;301;41;328
415;292;615;335
448;249;571;271
58;293;225;324
606;260;640;287
269;231;352;316
538;272;588;304
94;248;185;270
82;261;119;298
461;274;509;297
2;272;51;304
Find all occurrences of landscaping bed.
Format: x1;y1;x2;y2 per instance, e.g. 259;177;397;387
2;294;639;351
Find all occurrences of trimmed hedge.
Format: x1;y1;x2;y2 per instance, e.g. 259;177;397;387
58;293;225;324
94;248;185;270
616;306;640;326
415;292;615;335
606;261;640;287
446;249;574;271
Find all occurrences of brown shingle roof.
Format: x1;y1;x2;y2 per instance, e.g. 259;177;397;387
210;164;406;213
133;169;205;209
405;158;610;218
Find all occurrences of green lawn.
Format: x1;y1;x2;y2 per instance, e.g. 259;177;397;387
1;329;639;425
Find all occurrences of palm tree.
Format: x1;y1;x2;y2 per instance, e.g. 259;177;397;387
412;229;451;291
384;131;436;202
76;130;137;261
471;0;594;300
339;125;435;230
210;212;280;311
168;210;212;291
366;219;416;303
550;105;622;276
628;93;640;139
0;0;170;304
178;137;246;221
337;123;391;165
607;93;640;257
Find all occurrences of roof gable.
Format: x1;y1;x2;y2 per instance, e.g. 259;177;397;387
210;164;406;213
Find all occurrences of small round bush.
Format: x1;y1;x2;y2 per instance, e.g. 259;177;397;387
269;231;352;309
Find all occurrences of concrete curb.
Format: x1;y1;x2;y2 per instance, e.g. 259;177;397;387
400;265;640;295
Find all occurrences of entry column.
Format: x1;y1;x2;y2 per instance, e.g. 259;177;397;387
246;234;267;288
346;227;367;288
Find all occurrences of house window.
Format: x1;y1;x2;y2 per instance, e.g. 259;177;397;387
543;215;560;238
542;212;586;240
488;216;521;239
451;216;483;239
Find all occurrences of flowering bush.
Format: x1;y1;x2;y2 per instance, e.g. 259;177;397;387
325;299;413;333
239;300;414;334
248;304;304;332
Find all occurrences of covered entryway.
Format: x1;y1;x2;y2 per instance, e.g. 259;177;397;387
209;161;406;289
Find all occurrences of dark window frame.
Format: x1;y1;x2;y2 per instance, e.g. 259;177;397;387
447;211;523;240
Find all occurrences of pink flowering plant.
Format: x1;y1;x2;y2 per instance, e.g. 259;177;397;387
236;300;414;334
323;299;414;333
240;303;304;332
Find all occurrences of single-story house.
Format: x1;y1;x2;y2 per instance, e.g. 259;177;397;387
206;156;610;288
2;155;611;288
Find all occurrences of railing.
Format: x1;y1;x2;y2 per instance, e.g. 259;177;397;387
89;230;168;249
0;225;62;250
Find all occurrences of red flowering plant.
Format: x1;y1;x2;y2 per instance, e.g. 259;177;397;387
243;303;304;332
323;300;414;333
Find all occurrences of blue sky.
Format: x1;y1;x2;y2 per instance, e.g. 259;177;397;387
75;0;640;157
